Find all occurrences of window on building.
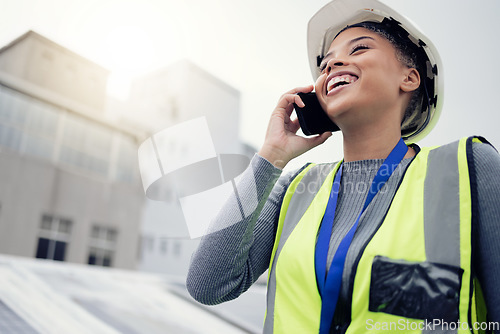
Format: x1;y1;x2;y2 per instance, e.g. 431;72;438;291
138;236;154;261
114;134;138;183
0;85;60;159
23;100;59;159
0;86;139;183
160;239;168;255
0;86;29;151
173;241;181;257
60;114;112;177
35;214;72;261
145;236;154;252
88;225;118;267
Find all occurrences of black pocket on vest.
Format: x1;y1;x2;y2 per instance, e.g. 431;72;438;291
369;256;463;321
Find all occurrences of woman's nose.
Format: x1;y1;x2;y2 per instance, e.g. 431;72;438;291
326;59;346;74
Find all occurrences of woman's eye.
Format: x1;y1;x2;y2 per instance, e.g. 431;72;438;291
318;44;370;72
350;44;369;55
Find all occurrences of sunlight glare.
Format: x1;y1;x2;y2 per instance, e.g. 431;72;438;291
101;24;155;100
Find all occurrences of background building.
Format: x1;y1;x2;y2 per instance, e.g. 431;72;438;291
119;59;255;276
0;30;264;332
0;31;257;276
0;31;146;269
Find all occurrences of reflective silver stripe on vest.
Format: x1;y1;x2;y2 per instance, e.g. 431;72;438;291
264;163;335;333
423;140;461;334
424;140;461;266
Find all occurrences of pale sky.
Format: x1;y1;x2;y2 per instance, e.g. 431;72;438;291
1;0;499;170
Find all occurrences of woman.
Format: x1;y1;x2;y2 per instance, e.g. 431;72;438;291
187;0;500;332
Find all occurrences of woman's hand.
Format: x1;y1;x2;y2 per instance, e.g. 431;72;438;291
258;85;332;169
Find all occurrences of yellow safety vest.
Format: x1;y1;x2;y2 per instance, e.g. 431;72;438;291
264;137;488;334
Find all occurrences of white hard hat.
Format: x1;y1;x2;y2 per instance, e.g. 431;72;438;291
307;0;443;142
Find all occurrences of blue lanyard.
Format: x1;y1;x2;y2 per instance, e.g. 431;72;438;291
314;138;408;334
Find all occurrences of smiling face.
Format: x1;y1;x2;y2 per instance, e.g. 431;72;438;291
314;27;419;132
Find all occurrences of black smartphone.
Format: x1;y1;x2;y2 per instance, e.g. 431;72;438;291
293;92;340;136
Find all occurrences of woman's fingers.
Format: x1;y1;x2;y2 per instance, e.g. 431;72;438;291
278;84;314;110
277;92;304;111
288;117;301;134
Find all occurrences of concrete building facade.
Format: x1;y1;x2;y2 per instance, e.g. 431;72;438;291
0;31;146;269
0;31;255;276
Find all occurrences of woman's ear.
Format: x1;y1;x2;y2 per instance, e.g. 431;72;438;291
401;68;420;93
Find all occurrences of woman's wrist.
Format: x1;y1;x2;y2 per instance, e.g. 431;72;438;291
258;146;289;169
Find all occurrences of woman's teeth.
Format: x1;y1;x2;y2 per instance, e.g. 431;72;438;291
327;76;358;93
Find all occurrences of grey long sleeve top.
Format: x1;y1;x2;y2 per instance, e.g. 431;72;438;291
186;141;500;324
